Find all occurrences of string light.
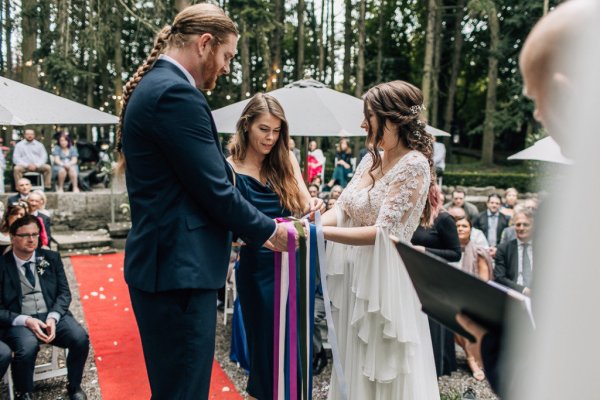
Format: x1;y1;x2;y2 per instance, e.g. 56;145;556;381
207;90;212;96
226;95;231;100
245;92;250;97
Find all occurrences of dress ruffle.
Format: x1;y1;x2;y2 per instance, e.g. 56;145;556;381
327;207;440;399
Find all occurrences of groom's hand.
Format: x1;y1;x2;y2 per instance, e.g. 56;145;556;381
264;222;298;252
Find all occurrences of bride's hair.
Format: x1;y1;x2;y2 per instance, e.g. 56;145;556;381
363;80;436;226
228;93;304;215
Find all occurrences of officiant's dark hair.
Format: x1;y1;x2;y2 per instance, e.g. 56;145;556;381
115;3;238;175
9;215;42;236
229;93;304;215
363;80;436;226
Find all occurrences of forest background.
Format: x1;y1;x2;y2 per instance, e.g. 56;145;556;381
0;0;561;187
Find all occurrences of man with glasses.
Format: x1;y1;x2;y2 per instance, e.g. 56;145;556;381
0;215;89;400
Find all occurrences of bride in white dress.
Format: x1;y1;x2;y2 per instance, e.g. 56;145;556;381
321;81;440;399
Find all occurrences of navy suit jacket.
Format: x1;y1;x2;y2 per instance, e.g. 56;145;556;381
493;239;527;293
0;249;72;327
122;60;275;293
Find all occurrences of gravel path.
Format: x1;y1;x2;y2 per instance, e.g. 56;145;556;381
2;256;498;400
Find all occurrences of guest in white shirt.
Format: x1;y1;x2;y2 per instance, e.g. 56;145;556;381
493;209;534;295
12;129;52;190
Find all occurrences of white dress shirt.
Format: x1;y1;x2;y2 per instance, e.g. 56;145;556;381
12;139;48;166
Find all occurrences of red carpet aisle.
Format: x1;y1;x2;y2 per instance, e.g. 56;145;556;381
70;253;242;399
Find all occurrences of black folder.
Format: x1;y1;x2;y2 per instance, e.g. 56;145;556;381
392;238;533;342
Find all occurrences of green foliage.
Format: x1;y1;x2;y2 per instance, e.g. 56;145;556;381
444;169;538;192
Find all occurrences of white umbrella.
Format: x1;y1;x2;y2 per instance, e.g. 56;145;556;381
212;79;449;137
0;75;118;125
507;136;573;165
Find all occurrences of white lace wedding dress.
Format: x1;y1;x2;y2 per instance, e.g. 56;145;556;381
327;151;440;400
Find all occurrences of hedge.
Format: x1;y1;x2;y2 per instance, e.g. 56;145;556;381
442;171;539;193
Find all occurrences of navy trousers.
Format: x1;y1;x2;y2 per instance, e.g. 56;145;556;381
129;287;217;400
0;340;11;377
3;314;89;393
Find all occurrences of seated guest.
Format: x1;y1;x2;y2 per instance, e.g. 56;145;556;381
500;187;518;219
308;184;320;198
447;205;489;248
52;133;80;193
7;178;32;207
0;203;29;253
326;197;337;211
0;215;89;400
34;190;50;218
474;194;511;257
443;189;479;221
493;209;534;295
329;184;343;200
326;138;353;188
0;339;11;377
27;191;51;248
12;129;52;191
454;215;493;381
412;185;461;378
307;141;325;183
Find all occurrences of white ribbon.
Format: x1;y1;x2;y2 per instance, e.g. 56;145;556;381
314;211;349;400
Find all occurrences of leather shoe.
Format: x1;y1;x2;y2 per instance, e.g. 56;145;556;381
68;387;88;400
15;393;34;400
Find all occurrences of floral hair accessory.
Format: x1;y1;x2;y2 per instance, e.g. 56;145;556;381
410;104;426;115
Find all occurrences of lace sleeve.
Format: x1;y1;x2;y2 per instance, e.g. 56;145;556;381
375;153;431;240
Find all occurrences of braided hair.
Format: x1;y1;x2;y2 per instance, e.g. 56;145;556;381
115;3;239;174
363;80;436;226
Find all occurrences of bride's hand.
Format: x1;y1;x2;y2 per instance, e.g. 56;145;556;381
306;198;325;221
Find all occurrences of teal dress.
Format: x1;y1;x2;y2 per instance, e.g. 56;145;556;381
235;174;291;399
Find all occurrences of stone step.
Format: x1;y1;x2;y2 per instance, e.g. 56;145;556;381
107;222;131;238
52;230;113;251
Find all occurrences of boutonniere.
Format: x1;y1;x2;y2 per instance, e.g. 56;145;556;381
35;257;50;276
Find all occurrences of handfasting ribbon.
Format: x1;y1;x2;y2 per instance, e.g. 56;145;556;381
287;222;298;400
273;249;282;400
314;211;349;400
294;220;310;400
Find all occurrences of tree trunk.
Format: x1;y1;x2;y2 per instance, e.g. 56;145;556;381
114;12;123;116
421;0;438;120
342;0;352;92
481;2;499;165
240;19;250;98
329;0;335;87
430;0;443;127
57;0;71;59
443;0;465;133
318;0;325;81
296;0;305;79
272;0;283;87
3;0;11;78
21;0;38;86
175;0;190;12
376;0;386;83
355;0;365;97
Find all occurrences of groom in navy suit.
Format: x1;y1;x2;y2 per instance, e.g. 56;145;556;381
118;4;291;399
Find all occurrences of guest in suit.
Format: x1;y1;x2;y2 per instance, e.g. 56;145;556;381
27;191;51;248
493;209;534;295
0;215;89;400
7;178;32;207
0;340;11;377
443;189;479;222
116;4;291;399
474;194;510;256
